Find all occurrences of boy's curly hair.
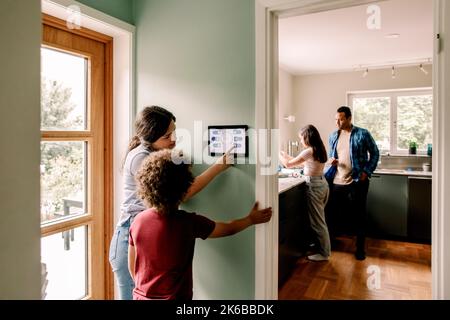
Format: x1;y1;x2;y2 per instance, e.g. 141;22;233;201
135;149;194;213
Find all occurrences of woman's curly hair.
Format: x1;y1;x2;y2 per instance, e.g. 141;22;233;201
135;149;194;213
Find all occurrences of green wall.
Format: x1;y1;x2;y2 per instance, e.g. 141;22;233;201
77;0;134;24
0;0;42;299
134;0;256;299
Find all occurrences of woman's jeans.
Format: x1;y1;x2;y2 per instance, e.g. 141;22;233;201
109;219;134;300
305;176;331;257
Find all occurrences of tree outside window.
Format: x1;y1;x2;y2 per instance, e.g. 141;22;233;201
353;96;390;152
350;90;433;155
397;95;433;151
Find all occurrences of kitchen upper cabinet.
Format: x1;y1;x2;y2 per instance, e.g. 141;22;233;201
367;174;408;238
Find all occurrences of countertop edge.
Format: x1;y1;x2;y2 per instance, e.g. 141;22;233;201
374;170;432;177
278;177;306;194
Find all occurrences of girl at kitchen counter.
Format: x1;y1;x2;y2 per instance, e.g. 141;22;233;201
279;125;331;261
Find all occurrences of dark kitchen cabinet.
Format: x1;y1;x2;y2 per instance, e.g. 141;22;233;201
367;174;408;238
407;177;432;243
278;182;310;287
367;173;432;243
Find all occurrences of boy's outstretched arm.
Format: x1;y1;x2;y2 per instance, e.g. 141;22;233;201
183;147;235;201
208;202;272;238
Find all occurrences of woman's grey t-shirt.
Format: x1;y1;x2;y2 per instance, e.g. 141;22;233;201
118;144;151;226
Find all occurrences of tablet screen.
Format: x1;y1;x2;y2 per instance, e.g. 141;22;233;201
208;125;248;156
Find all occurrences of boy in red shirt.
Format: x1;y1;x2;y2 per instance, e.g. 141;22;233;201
128;149;272;300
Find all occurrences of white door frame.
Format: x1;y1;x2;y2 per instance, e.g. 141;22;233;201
432;0;450;301
255;0;450;300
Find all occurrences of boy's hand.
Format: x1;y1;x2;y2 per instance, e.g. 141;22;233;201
208;201;272;238
248;202;272;225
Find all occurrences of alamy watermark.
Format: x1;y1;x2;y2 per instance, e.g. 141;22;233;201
167;121;280;175
366;265;381;290
367;4;381;30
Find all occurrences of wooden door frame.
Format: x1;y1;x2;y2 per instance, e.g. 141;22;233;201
42;0;135;299
255;0;450;300
42;14;113;299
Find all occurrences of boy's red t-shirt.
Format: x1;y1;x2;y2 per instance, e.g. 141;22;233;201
129;208;215;300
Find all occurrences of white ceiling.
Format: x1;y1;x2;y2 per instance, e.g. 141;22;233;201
278;0;433;75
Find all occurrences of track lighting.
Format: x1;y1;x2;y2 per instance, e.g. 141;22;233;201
356;59;431;80
362;68;369;78
419;63;429;75
283;115;296;123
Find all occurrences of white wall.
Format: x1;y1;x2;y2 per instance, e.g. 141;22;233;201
292;66;433;147
278;68;298;151
0;0;42;299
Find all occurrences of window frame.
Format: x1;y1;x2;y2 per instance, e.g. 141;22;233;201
41;14;113;300
348;87;433;156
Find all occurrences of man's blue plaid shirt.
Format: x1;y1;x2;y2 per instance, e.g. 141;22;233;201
328;126;380;181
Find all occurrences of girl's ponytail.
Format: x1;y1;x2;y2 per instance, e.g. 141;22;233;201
128;135;141;153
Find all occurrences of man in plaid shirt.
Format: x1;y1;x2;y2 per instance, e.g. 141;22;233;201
326;106;379;261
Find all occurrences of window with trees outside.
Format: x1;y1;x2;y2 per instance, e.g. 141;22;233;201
40;15;113;299
348;89;433;155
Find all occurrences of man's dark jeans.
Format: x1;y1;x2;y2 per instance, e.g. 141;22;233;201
326;179;370;254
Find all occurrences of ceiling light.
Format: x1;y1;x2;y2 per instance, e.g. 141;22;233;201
419;64;429;75
385;33;400;39
283;115;296;123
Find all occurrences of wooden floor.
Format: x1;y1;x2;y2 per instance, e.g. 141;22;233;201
279;236;431;300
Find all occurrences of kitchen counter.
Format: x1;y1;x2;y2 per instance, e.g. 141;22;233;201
278;176;309;287
278;170;431;189
374;168;432;177
278;177;306;194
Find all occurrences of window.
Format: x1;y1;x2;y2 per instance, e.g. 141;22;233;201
41;15;113;299
349;89;433;155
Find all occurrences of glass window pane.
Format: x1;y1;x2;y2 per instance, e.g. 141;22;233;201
352;97;391;151
397;95;433;151
41;225;88;300
41;47;87;131
40;141;87;224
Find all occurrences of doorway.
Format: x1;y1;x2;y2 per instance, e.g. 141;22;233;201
278;0;432;299
255;0;450;300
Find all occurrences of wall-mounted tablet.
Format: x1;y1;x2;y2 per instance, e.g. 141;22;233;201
208;125;249;157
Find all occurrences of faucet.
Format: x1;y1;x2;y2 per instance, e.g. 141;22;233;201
287;140;299;157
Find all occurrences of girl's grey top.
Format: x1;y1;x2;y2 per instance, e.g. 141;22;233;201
117;144;151;226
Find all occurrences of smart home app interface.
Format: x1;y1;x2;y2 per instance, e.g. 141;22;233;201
209;128;246;155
